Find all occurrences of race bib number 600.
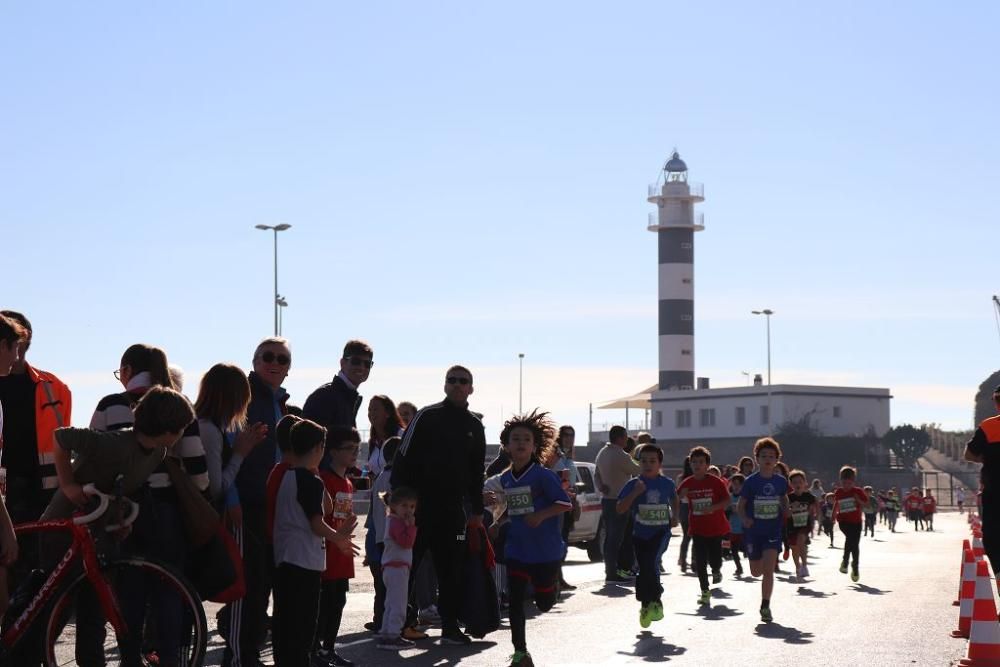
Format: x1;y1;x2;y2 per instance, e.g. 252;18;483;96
754;498;780;520
506;486;534;516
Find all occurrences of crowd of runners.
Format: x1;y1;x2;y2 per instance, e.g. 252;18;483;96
0;312;962;667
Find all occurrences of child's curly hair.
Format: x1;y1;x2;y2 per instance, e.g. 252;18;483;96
499;410;557;465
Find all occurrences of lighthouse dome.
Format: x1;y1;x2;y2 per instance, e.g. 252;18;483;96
664;151;687;173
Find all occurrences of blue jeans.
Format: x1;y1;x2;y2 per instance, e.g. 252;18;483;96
601;499;628;579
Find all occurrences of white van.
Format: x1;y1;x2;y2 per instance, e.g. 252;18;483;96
566;461;605;561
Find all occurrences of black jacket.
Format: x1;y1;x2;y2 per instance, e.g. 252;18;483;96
303;375;362;432
234;371;287;512
391;399;486;526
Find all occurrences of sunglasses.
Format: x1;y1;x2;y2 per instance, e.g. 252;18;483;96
260;351;291;366
346;356;374;369
446;376;471;385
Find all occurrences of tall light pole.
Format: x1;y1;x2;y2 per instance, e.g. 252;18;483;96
751;309;774;385
518;353;525;413
255;224;292;335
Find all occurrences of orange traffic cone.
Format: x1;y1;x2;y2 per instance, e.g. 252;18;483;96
957;541;976;606
959;559;1000;666
954;548;978;638
973;534;986;560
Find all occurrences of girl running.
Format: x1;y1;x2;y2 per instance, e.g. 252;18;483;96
786;470;817;580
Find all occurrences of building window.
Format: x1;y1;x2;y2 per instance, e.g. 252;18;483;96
699;408;715;427
833;406;842;418
676;409;691;428
735;406;746;426
760;405;770;425
681;349;692;356
655;411;663;427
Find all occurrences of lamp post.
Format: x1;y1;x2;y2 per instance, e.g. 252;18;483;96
518;353;525;413
255;224;292;335
751;309;774;385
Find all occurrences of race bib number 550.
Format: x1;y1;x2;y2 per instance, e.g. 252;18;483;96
506;486;534;516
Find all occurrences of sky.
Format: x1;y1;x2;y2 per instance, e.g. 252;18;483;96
3;1;998;441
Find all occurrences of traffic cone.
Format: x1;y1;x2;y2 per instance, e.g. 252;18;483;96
954;548;978;638
959;559;1000;666
973;534;986;560
957;541;976;606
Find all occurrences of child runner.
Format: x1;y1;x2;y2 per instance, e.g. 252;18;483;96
786;470;817;580
905;487;924;531
314;426;361;667
727;474;746;577
821;493;835;547
885;489;900;533
957;486;966;514
616;444;678;628
862;486;878;538
677;446;730;606
922;489;936;531
833;465;868;582
738;438;789;622
499;411;572;667
377;486;419;650
272;419;358;667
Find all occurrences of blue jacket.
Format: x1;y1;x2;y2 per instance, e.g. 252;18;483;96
234;371;288;514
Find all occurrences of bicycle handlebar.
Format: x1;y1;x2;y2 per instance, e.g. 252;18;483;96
72;484;140;532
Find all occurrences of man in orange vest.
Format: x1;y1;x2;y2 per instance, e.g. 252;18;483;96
0;311;72;528
965;385;1000;574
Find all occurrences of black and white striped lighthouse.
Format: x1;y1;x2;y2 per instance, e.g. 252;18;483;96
647;151;704;391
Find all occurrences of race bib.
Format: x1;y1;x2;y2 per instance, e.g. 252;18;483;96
691;497;713;516
839;497;857;514
637;504;671;526
754;498;780;521
792;510;809;527
506;486;534;516
333;491;353;519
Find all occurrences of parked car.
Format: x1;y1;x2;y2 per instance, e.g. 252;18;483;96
566;461;605;561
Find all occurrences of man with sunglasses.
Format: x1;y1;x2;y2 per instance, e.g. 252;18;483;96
304;340;373;433
225;337;292;667
392;365;486;646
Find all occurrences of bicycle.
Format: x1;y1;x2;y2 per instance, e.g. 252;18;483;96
0;484;208;666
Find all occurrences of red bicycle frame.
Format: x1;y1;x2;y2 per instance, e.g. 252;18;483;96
1;515;128;652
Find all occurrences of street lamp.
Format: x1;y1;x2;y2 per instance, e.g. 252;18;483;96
255;224;292;335
276;295;288;336
751;309;774;385
518;353;525;413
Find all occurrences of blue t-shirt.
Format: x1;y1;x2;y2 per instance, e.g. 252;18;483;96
728;493;744;534
740;472;788;537
501;462;572;564
618;474;676;540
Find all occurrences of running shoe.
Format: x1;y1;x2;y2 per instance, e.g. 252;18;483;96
679;560;688;573
650;601;665;621
839;563;848;574
418;605;442;626
402;626;428;641
712;569;723;584
509;651;535;667
377;635;415;651
440;627;472;646
851;569;860;583
617;569;637;580
760;606;773;623
640;603;652;628
734;566;744;577
698;589;711;605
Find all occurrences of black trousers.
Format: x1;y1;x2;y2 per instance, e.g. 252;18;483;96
273;563;321;667
634;532;666;604
863;513;876;537
840;522;861;569
618;513;636;571
407;515;465;630
507;561;558;654
315;578;349;650
982;494;1000;577
691;535;722;592
225;511;272;665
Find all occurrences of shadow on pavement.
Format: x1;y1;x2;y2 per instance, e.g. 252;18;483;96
796;586;836;598
591;583;634;598
852;583;890;595
754;622;815;644
710;588;732;599
678;604;744;620
614;631;687;662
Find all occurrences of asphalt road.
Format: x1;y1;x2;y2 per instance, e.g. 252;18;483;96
203;511;973;666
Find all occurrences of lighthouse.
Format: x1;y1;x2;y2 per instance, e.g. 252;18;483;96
647;151;704;391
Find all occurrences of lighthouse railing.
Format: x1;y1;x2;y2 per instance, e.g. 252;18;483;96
647;182;705;199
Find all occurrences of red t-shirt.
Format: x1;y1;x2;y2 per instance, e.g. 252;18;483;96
320;469;355;581
834;487;868;524
265;461;291;544
922;496;936;514
678;474;730;537
905;493;922;511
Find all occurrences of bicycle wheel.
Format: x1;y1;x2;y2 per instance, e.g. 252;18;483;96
45;556;207;667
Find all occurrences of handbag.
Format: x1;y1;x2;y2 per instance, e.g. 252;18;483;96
163;456;219;548
186;523;246;603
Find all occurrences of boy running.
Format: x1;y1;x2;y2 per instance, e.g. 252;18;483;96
862;486;878;538
727;474;746;577
786;470;817;580
905;487;924;530
833;466;868;582
821;493;835;547
677;446;730;606
922;490;936;531
617;444;678;628
738;438;789;622
885;490;900;533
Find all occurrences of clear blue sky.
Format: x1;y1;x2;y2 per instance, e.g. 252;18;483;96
3;2;997;439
